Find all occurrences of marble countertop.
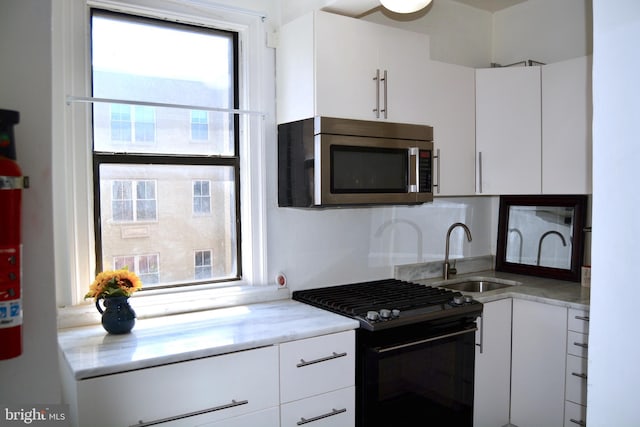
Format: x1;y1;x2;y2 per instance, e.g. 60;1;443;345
58;299;359;380
418;270;590;310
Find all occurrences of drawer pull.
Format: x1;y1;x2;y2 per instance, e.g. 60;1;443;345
297;407;347;425
572;372;588;380
570;418;586;426
575;315;590;322
297;351;347;368
131;399;248;426
574;341;589;349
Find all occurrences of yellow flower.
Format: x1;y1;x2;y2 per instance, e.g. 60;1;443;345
84;268;143;300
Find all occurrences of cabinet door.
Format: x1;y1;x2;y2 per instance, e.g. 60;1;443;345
510;299;567;427
474;298;512;427
425;60;476;195
376;24;429;124
314;12;380;121
476;66;542;194
542;55;592;194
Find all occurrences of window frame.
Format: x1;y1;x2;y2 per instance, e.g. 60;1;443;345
54;0;270;310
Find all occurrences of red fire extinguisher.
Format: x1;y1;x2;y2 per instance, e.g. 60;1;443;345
0;109;25;360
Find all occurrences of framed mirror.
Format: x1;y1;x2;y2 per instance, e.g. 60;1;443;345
496;195;588;282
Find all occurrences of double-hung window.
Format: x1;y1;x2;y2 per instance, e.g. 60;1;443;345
91;10;241;289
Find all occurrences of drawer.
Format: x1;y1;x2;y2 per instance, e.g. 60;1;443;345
76;346;279;427
280;330;355;403
568;330;589;358
568;309;590;334
564;401;587;427
565;354;588;405
280;386;355;427
196;406;279;427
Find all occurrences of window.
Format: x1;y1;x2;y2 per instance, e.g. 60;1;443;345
193;180;211;215
191;110;209;141
195;250;213;280
114;254;160;284
92;10;241;290
111;179;157;222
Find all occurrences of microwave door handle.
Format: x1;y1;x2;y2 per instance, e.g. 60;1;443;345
409;147;419;193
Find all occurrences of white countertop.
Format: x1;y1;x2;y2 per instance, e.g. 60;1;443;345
419;270;590;310
58;299;359;380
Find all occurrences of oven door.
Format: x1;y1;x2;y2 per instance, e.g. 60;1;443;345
357;323;477;427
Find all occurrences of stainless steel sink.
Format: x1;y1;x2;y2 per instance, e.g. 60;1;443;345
438;280;514;293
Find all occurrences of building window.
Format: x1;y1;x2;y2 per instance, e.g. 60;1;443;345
191;110;209;141
110;104;132;141
111;179;157;222
193;180;211;215
114;254;160;285
134;106;156;142
195;250;213;280
92;10;240;290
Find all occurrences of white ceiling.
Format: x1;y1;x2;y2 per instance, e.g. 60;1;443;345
322;0;528;16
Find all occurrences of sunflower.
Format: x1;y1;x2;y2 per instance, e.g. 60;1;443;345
85;268;143;300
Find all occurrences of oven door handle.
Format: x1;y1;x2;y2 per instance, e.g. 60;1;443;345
373;327;478;354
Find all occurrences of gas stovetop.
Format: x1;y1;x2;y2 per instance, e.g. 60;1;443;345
292;278;482;331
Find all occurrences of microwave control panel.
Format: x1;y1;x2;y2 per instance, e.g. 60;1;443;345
419;149;432;193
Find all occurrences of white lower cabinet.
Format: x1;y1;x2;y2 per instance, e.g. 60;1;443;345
473;298;512;427
280;330;355;426
280;387;355;427
564;308;589;427
72;346;279;427
64;330;357;427
510;299;568;427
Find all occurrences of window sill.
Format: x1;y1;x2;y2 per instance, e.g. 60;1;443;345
57;284;290;330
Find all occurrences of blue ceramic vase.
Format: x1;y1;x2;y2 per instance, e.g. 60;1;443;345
96;296;136;334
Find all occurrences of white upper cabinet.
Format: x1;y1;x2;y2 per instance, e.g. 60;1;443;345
542;55;593;194
277;11;430;124
424;60;476;196
475;66;542;195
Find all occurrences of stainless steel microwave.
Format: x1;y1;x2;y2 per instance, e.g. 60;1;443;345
278;116;434;207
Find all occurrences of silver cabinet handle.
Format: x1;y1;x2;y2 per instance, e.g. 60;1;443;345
131;399;248;427
572;372;588;380
433;148;441;194
297;408;347;425
574;341;589;349
575;315;590;321
381;69;388;119
570;418;586;426
373;69;380;118
297;351;347;368
478;151;483;193
475;313;484;354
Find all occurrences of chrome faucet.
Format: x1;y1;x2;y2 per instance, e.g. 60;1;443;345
536;230;567;266
443;222;473;280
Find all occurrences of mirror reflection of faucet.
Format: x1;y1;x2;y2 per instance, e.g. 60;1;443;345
536;230;567;266
443;222;472;280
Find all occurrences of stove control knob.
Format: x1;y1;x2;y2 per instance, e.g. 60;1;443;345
379;309;392;319
464;295;474;304
366;311;380;321
452;295;465;305
391;309;400;317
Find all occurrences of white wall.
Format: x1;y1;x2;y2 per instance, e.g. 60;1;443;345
362;0;494;68
492;0;593;65
267;198;495;290
588;1;640;424
0;0;61;404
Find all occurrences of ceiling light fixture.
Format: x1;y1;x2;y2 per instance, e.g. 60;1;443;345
380;0;433;13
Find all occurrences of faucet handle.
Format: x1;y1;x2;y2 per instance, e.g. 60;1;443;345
449;260;458;276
